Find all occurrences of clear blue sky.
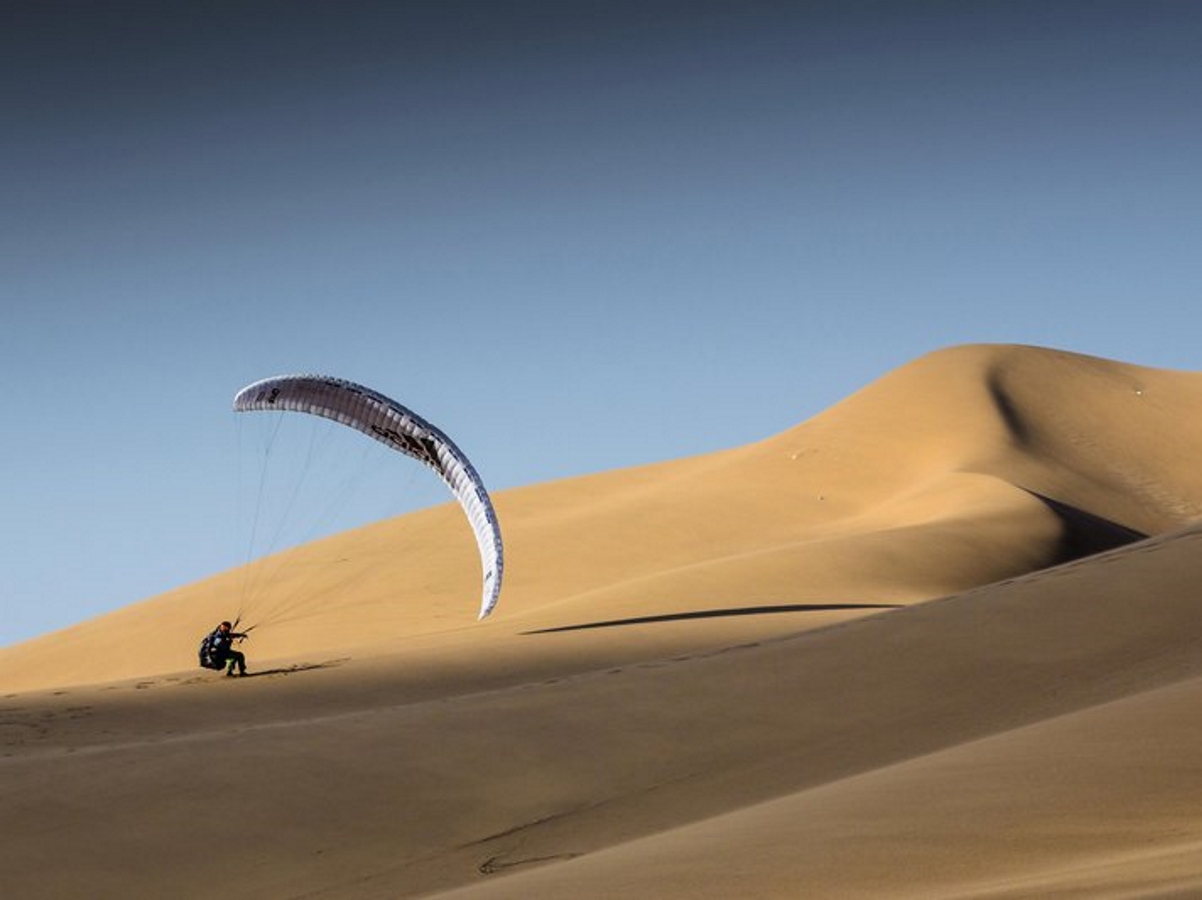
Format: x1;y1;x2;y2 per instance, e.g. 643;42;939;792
3;1;1201;647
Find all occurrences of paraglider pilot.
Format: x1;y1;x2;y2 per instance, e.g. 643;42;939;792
201;621;249;677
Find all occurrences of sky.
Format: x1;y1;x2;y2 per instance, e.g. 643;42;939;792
3;0;1201;647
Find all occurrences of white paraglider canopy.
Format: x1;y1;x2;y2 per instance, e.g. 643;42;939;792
233;374;503;619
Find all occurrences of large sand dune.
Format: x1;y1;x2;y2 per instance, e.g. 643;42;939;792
4;343;1202;898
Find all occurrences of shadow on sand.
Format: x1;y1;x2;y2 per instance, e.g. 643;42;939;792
525;497;1146;638
237;659;350;679
1027;491;1147;560
523;603;901;635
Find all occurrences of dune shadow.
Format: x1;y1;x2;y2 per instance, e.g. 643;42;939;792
1027;491;1147;560
523;603;901;635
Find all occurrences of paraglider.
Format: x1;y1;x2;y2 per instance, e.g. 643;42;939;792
232;375;503;619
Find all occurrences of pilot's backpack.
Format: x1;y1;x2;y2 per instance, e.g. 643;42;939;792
198;632;223;670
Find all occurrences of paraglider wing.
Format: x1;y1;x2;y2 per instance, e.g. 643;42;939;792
232;375;503;619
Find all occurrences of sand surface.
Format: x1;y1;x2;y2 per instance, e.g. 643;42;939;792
4;343;1202;898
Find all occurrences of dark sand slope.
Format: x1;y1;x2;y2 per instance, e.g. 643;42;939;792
5;524;1202;899
427;525;1202;899
3;344;1202;898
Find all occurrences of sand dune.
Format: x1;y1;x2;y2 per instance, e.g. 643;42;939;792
4;343;1202;898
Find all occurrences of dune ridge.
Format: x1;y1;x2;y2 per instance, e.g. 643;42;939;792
3;343;1202;898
